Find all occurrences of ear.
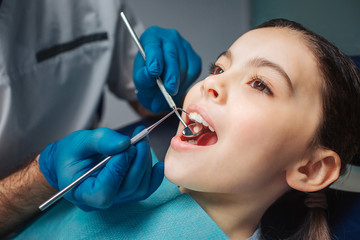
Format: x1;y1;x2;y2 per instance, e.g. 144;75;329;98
286;148;341;192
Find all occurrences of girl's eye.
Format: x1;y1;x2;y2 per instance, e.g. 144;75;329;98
209;63;224;75
249;77;272;95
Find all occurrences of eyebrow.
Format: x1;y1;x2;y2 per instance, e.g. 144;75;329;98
216;51;293;92
248;57;293;92
216;50;231;61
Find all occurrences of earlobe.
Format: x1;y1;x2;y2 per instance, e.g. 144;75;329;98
286;148;341;192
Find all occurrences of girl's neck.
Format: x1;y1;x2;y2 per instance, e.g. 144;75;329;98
181;187;287;239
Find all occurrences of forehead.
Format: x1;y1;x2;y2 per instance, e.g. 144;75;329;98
224;27;322;94
227;27;312;68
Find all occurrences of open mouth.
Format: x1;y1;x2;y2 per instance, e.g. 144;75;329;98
180;112;218;146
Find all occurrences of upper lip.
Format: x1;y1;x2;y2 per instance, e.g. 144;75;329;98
185;104;215;131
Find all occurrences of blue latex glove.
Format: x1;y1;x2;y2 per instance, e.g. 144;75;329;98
133;26;202;113
39;127;164;211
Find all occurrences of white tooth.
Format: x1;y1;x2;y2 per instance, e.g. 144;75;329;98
209;126;214;132
189;112;210;127
188;112;198;121
193;125;200;133
188;112;198;120
186;140;197;145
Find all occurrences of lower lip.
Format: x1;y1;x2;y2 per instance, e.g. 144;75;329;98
170;134;211;151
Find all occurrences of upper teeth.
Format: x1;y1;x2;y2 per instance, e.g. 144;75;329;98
188;112;214;132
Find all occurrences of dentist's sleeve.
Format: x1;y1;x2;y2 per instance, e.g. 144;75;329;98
107;5;144;102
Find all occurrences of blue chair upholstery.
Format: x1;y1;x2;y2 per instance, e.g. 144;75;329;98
352;56;360;69
328;55;360;239
329;190;360;239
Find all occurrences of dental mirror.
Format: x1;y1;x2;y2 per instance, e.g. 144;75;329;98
182;123;203;137
179;110;204;138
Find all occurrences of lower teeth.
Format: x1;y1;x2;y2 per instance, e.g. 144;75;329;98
193;125;201;133
186;140;197;145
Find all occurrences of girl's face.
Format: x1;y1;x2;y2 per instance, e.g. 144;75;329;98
165;27;324;196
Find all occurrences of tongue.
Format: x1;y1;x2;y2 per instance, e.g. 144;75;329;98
197;132;218;146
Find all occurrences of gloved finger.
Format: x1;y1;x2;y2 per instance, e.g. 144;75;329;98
131;125;149;142
162;42;181;96
133;54;157;89
169;41;202;100
132;160;164;201
71;147;136;209
151;91;171;113
133;51;145;70
143;161;164;199
74;203;97;212
144;42;164;78
69;128;131;158
127;155;153;197
140;28;164;78
171;41;201;100
135;89;156;111
57;154;106;188
114;161;164;203
116;133;151;198
182;40;202;86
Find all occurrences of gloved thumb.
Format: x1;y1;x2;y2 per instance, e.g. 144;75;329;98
145;161;164;198
72;146;137;209
132;125;150;143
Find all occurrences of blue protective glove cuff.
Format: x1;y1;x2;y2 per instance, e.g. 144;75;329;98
39;143;59;190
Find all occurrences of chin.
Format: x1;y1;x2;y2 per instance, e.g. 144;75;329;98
164;148;194;186
164;149;182;181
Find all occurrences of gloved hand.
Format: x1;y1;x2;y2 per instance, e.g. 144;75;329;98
39;127;164;211
133;26;202;113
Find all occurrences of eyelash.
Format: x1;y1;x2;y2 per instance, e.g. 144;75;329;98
209;63;273;95
249;75;273;95
209;62;224;75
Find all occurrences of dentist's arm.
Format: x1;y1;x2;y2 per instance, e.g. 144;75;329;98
0;155;57;236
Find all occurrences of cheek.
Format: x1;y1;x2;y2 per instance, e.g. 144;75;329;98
223;105;269;145
213;135;288;193
222;106;298;171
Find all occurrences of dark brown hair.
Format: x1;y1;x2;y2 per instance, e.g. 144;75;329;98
256;19;360;240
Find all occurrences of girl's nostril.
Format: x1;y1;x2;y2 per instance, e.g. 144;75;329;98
208;89;219;98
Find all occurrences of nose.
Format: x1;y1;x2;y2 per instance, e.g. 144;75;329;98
201;76;227;104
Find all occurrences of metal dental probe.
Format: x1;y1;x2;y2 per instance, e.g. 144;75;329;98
39;109;178;211
120;12;195;137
